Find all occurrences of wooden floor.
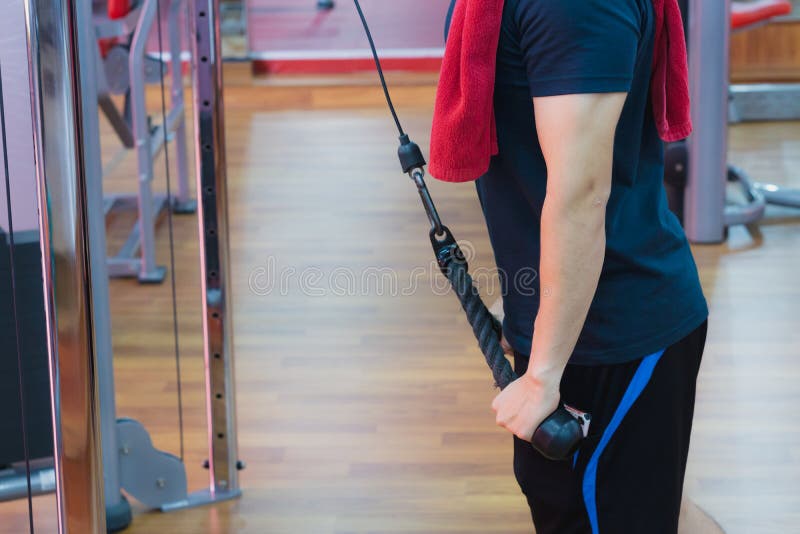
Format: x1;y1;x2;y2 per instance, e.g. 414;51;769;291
2;78;799;533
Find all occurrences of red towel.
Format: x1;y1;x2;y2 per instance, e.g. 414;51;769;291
429;0;692;183
651;0;693;142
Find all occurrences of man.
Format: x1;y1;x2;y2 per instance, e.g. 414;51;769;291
441;1;709;532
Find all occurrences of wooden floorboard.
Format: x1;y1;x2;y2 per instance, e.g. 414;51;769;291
1;81;798;533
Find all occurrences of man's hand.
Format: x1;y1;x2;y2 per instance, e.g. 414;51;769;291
491;372;560;442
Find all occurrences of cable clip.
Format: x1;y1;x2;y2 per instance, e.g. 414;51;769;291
429;225;466;276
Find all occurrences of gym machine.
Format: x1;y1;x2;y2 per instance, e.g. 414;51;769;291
665;0;798;244
728;1;800;210
1;0;240;531
94;0;197;283
729;1;800;123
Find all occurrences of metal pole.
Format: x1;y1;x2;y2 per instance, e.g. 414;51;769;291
190;0;241;495
129;0;166;282
169;0;193;207
683;0;730;243
24;0;106;531
72;0;133;529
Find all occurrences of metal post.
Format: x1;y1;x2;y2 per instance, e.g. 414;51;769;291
73;0;133;530
129;0;167;282
683;0;730;243
24;0;106;531
190;0;241;496
169;0;194;208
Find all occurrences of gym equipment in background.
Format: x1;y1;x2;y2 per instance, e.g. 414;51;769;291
0;230;54;497
353;0;588;461
219;0;248;42
94;0;197;283
664;0;800;242
1;0;241;530
728;0;800;210
729;0;800;123
0;10;189;527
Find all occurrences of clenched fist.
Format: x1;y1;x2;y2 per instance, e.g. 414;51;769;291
491;371;561;442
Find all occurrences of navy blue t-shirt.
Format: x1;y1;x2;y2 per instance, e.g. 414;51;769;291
445;0;708;365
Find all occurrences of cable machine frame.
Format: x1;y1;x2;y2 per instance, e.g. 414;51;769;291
0;0;241;531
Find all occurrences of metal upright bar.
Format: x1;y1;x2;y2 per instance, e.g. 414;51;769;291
24;0;106;531
684;0;730;243
169;0;194;207
684;0;765;242
190;0;241;496
73;0;133;529
129;0;166;282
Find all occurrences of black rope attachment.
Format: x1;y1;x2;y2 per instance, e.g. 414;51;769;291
355;0;585;461
430;225;514;389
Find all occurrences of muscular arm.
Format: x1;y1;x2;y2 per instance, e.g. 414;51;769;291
493;92;626;440
527;92;626;381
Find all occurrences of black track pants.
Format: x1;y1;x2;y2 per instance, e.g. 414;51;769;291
512;321;707;534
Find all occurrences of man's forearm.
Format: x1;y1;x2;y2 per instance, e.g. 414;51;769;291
491;91;623;440
524;91;622;385
527;186;608;382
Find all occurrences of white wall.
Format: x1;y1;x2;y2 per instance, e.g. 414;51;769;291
0;0;41;238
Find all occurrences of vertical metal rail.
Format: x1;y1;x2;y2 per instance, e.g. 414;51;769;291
24;0;106;531
684;0;730;243
129;0;166;282
72;0;133;529
683;0;764;242
683;0;730;243
190;0;241;496
169;0;193;206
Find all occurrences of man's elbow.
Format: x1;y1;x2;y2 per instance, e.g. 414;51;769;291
583;176;612;210
546;172;612;215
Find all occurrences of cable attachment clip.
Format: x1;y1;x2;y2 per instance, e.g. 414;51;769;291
410;169;445;238
429;225;467;276
397;134;444;235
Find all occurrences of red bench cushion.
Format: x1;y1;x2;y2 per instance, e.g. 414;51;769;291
108;0;132;20
732;0;793;30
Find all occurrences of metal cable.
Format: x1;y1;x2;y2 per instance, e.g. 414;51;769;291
352;0;405;137
350;5;514;390
155;0;185;461
0;64;36;534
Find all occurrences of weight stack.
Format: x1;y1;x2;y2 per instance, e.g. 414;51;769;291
0;230;53;466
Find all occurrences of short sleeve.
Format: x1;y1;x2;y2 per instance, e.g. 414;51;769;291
515;0;643;97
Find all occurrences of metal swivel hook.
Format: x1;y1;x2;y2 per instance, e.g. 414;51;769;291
409;168;444;237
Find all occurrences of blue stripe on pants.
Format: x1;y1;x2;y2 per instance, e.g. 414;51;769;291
582;349;665;534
